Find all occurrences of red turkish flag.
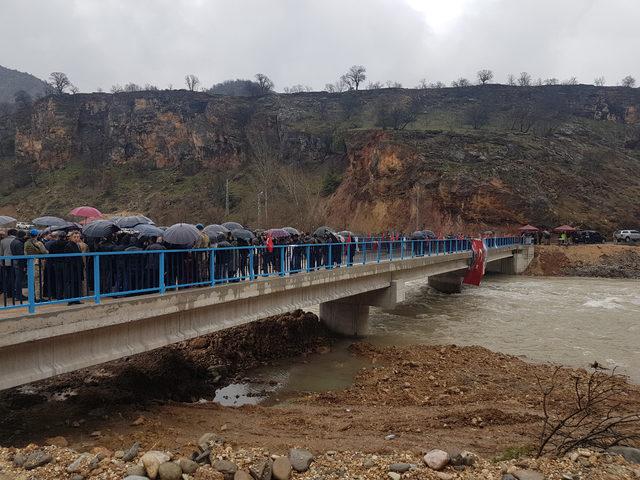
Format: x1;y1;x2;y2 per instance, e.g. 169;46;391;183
463;239;487;286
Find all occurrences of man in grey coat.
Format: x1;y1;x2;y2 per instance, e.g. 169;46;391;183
0;228;17;299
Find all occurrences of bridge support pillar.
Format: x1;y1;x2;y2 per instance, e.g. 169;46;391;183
319;301;370;337
486;245;534;274
428;273;464;294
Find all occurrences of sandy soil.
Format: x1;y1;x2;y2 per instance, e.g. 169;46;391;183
526;244;640;278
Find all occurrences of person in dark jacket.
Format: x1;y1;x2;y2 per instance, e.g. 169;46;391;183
10;230;27;301
45;232;68;300
64;231;84;304
0;228;16;299
144;236;166;290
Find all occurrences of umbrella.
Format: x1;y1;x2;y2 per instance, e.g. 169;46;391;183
133;224;164;237
518;224;539;232
82;220;120;238
70;206;102;218
422;230;437;239
282;227;300;236
163;223;201;246
203;224;230;237
115;215;155;228
0;215;16;226
554;225;576;233
32;216;68;227
230;228;256;242
313;226;336;238
209;231;228;243
43;222;82;234
265;228;290;239
411;231;427;240
222;221;243;230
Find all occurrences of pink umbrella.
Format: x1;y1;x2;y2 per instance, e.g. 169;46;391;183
70;206;102;219
518;224;539;232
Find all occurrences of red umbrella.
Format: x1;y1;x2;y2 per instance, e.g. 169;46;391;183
518;224;539;232
70;206;102;218
553;225;576;233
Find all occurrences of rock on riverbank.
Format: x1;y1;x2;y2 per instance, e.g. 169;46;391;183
526;244;640;278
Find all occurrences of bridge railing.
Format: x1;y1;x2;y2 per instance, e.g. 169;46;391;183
0;236;521;314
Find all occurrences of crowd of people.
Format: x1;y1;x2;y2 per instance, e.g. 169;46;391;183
1;223;444;307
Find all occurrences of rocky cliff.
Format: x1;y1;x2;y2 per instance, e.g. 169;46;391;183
1;85;639;231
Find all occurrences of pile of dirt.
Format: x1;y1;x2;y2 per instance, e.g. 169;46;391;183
526;244;640;278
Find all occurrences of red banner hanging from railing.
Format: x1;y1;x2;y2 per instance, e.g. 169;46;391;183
463;239;487;286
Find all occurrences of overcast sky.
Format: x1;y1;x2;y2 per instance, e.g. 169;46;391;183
1;0;639;91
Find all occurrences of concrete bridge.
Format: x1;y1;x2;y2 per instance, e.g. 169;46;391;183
0;242;533;391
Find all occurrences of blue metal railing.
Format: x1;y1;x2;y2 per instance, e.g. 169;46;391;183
0;237;521;314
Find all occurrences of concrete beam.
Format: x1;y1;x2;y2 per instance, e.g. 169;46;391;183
319;301;370;337
486;245;534;274
428;272;465;294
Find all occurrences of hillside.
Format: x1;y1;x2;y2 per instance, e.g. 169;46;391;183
0;85;639;232
0;65;47;104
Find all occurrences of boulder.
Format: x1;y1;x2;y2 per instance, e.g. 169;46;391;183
288;448;314;472
608;446;640;464
272;457;292;480
249;458;273;480
45;435;68;447
423;449;450;470
124;476;151;480
13;452;26;467
67;453;93;473
388;473;401;480
389;463;412;473
179;457;200;474
127;465;148;477
234;471;253;480
24;450;53;470
141;451;171;479
512;470;545;480
158;462;183;480
123;442;142;462
194;467;226;479
212;459;238;480
436;473;455;480
502;475;517;480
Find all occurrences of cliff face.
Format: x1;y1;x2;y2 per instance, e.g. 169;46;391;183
1;85;640;231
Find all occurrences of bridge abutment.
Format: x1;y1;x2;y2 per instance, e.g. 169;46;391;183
486;245;534;274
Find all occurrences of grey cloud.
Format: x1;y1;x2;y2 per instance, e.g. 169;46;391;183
0;0;638;91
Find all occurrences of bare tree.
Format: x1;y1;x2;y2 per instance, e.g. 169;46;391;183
110;84;124;93
518;72;532;86
124;83;142;92
283;84;312;93
185;74;200;91
544;78;559;85
430;81;446;89
48;72;72;94
451;77;471;87
621;75;636;88
366;81;384;90
70;85;80;94
342;65;366;90
477;69;494;85
416;78;429;89
562;76;578;85
255;73;274;94
535;367;640;457
594;77;606;86
144;83;159;91
465;103;490;129
507;74;516;86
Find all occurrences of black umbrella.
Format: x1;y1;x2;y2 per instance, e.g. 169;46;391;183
33;216;68;227
231;228;256;242
82;220;120;238
163;223;201;246
222;221;243;231
133;224;164;237
0;215;16;226
411;231;427;240
203;224;230;237
209;231;228;243
114;215;155;228
43;221;81;233
282;227;300;236
422;230;436;239
313;226;339;241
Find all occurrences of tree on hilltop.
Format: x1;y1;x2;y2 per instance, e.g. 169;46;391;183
255;73;274;95
451;77;471;87
477;69;493;85
518;72;532;86
621;75;636;88
48;72;72;94
594;77;605;86
185;74;200;91
341;65;366;90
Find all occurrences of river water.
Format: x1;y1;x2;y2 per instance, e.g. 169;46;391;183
214;275;640;405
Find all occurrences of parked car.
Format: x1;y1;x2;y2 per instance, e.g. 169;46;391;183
571;230;605;244
614;229;640;243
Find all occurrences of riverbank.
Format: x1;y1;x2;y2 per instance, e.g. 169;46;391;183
2;342;640;479
525;244;640;278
